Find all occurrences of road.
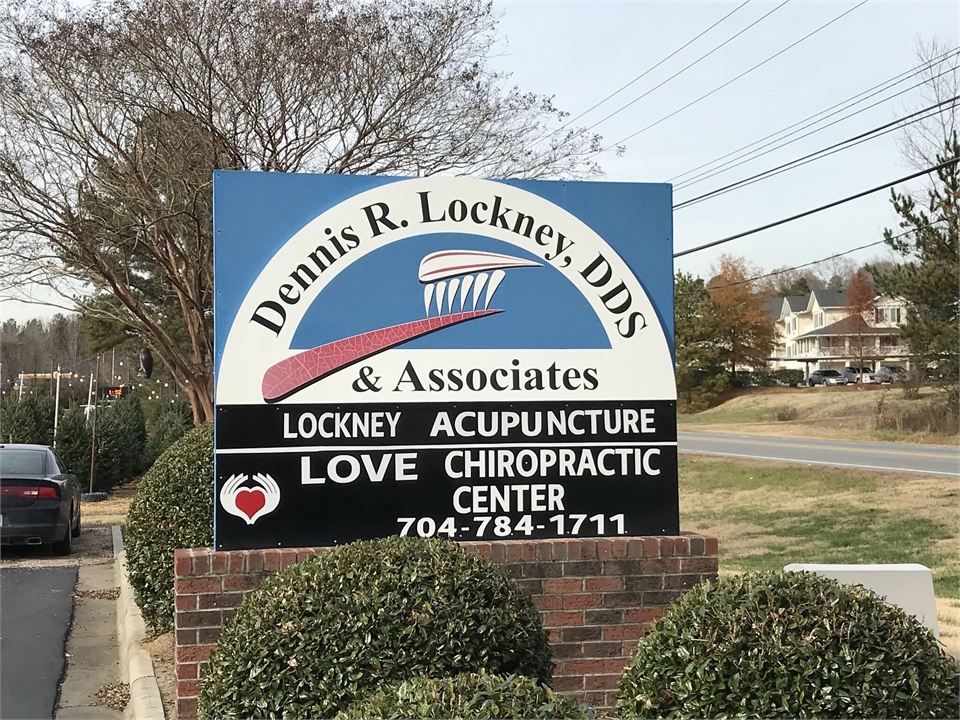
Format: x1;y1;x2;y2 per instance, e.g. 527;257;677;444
0;566;78;720
678;431;960;478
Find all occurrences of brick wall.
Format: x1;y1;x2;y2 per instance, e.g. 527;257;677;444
174;535;718;718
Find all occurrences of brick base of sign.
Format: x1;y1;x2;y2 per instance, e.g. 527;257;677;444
173;535;718;718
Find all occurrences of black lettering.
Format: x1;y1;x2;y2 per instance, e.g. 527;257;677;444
449;199;468;222
562;368;581;390
428;368;445;391
250;301;286;335
547;232;574;262
340;226;360;248
583;368;599;390
600;281;632;314
309;244;341;272
534;224;554;247
289;263;318;290
363;202;400;237
524;369;544;391
466;369;487;391
581;252;613;287
489;195;511;230
471;201;488;224
512;212;534;238
447;368;464;391
393;361;425;391
616;312;647;338
490;368;510;391
547;362;561;390
278;283;300;305
418;192;445;223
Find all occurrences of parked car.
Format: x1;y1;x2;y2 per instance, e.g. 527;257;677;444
875;365;905;384
0;444;81;555
840;366;876;383
807;369;849;387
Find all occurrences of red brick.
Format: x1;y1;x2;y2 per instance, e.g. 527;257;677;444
705;536;719;556
596;539;613;558
175;645;214;663
524;543;540;561
642;557;680;574
681;557;718;573
643;590;682;605
624;608;662;623
505;543;522;562
178;679;201;698
175;629;197;646
551;642;584;659
585;577;621;592
563;659;604;675
660;537;675;556
602;624;647;641
601;591;643;608
579;539;597;559
488;543;506;563
224;575;262;591
543;578;582;594
560;626;602;642
177;662;198;680
584;691;607;708
175;578;222;594
584;608;623;625
175;594;198;611
198;628;222;644
612;538;629;558
534;594;563;611
275;548;294;569
564;593;603;610
467;542;491;558
177;610;221;629
623;639;641;656
543;611;583;627
263;549;282;572
246;551;264;573
177;698;198;720
209;552;228;574
551;675;584;692
663;573;703;590
689;536;705;556
627;539;645;557
232;552;248;573
602;658;630;674
549;541;568;560
643;537;660;557
198;592;243;610
674;536;690;556
585;674;621;691
174;551;192;577
581;641;622;658
547;628;562;644
565;540;582;560
192;554;210;575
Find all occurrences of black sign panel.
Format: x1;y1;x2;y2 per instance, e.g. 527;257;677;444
215;400;678;549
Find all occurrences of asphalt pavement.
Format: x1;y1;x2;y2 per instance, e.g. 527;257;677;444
678;431;960;477
1;566;78;720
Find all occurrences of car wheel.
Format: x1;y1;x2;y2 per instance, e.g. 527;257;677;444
808;379;815;387
52;517;72;556
71;502;81;538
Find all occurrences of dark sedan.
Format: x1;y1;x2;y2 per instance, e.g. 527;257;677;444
0;444;81;555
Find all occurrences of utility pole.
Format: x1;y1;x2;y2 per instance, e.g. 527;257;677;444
88;355;100;494
53;365;62;448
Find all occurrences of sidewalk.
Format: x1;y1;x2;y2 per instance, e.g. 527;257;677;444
56;527;165;720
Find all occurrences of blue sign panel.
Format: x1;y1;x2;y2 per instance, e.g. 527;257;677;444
214;173;677;549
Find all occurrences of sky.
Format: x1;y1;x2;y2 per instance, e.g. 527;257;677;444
2;0;958;323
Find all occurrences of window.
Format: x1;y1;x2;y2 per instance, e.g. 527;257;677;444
875;307;901;323
814;312;824;328
791;317;797;334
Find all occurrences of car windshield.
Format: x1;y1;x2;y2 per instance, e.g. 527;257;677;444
822;370;841;376
0;449;46;475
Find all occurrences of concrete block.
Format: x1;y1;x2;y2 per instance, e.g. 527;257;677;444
784;563;939;638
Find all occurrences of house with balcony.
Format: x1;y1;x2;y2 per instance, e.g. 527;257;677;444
768;288;910;377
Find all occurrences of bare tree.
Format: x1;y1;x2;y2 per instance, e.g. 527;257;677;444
844;268;876;383
0;0;605;424
897;37;960;171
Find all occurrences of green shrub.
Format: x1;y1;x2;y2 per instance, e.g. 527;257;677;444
2;394;55;444
771;368;804;386
124;423;213;633
144;400;192;467
617;571;960;719
335;672;594;720
199;537;553;719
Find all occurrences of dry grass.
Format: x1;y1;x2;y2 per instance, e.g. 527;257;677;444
141;632;176;719
83;482;138;526
679;386;959;444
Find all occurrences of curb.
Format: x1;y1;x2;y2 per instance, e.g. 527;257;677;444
113;526;165;720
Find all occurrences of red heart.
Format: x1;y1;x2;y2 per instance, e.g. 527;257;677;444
235;488;266;521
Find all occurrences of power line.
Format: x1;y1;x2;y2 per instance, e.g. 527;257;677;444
535;0;752;147
705;216;953;289
578;0;784;136
673;94;960;210
596;0;869;157
673;156;959;258
667;46;960;186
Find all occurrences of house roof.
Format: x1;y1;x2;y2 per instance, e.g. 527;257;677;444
794;314;901;339
784;295;808;313
763;297;784;321
808;288;847;310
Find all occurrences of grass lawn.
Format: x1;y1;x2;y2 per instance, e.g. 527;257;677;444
679;455;960;657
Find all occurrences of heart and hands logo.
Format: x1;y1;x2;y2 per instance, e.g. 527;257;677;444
219;473;281;525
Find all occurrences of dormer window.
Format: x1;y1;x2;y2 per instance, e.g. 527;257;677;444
814;311;824;328
875;307;901;323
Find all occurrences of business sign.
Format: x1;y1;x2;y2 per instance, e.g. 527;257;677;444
214;173;677;550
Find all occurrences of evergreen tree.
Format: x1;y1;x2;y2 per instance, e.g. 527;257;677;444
674;272;729;410
869;136;960;385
